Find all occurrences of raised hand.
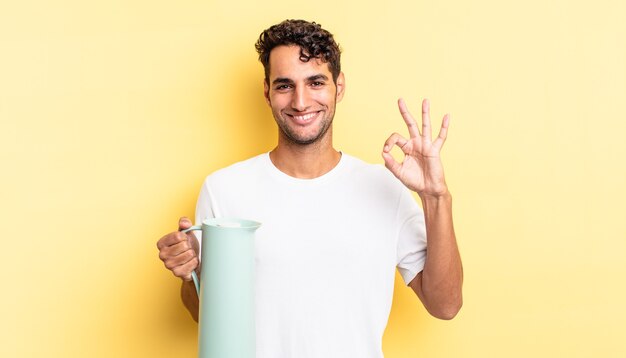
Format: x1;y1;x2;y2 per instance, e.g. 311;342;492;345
382;98;450;198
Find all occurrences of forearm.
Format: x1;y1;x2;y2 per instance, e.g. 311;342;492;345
181;279;199;322
418;191;463;319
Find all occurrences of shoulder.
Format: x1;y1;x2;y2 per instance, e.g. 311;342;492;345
203;153;269;187
342;153;400;184
341;153;406;194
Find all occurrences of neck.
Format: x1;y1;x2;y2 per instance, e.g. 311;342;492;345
270;128;341;179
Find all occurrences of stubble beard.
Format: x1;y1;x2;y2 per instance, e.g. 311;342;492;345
275;106;335;146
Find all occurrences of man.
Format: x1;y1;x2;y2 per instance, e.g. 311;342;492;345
157;19;462;357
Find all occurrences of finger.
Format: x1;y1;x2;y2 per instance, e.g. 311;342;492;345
187;231;200;252
422;98;432;143
178;216;192;231
433;113;450;151
161;240;192;259
164;249;196;270
398;98;421;139
158;241;190;263
173;257;199;281
157;231;187;250
382;151;403;180
383;132;409;154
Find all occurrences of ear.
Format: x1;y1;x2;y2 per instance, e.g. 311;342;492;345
263;79;271;105
335;72;346;102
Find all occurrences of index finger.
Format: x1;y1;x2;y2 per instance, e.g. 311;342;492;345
398;98;421;139
157;231;187;250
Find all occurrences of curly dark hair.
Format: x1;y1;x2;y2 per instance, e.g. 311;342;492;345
255;19;342;84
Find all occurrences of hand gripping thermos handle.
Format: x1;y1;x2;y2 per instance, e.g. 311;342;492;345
182;225;202;295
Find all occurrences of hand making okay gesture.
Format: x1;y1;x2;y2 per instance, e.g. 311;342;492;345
382;98;450;198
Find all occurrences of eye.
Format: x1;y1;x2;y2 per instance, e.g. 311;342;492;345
275;84;292;91
311;81;325;87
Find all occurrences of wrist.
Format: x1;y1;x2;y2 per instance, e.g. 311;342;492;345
417;188;452;203
419;192;452;214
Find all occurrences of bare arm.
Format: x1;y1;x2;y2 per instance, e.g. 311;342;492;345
181;279;199;322
409;193;462;319
383;98;463;320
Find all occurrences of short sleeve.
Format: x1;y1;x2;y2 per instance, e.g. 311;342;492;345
396;189;427;285
193;178;218;253
195;178;216;225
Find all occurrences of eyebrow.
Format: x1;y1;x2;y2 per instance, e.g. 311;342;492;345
307;74;329;82
272;77;294;85
271;74;329;85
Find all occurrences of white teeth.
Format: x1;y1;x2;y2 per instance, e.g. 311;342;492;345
293;112;316;121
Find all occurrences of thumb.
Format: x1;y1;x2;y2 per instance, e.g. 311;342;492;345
382;151;402;179
178;216;193;231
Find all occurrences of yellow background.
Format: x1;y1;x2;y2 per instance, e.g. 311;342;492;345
1;0;625;357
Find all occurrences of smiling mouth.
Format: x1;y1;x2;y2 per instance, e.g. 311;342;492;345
287;111;321;124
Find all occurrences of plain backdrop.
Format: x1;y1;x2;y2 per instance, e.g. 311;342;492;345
1;0;625;357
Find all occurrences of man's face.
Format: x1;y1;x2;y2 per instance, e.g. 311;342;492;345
264;45;345;145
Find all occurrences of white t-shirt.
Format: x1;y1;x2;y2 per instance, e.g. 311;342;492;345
195;153;427;358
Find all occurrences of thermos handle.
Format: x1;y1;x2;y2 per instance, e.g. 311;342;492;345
182;225;202;296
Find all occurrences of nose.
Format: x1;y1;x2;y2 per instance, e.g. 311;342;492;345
291;86;309;112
